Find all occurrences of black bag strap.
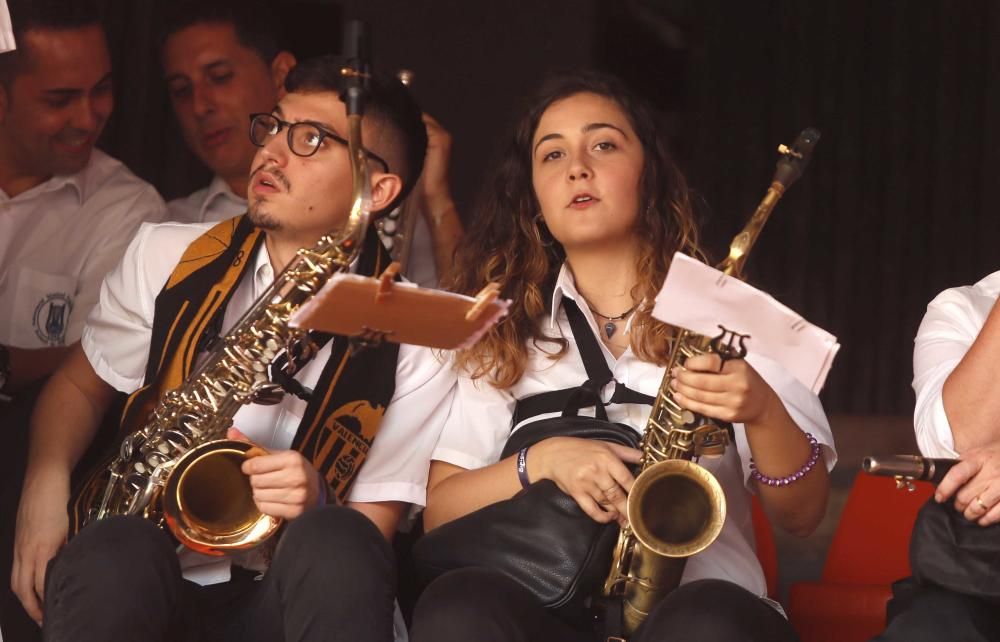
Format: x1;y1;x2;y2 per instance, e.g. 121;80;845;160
511;297;653;427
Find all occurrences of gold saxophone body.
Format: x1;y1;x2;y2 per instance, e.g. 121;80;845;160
79;56;377;556
602;128;821;637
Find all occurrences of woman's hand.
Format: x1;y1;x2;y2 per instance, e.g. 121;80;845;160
670;353;780;426
529;436;642;525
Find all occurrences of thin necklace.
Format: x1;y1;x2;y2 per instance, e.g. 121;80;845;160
585;301;639;339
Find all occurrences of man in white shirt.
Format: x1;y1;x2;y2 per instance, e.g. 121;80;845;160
158;0;463;286
0;0;165;395
159;0;294;225
12;56;453;642
874;272;1000;641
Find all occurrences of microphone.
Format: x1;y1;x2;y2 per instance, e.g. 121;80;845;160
341;20;372;117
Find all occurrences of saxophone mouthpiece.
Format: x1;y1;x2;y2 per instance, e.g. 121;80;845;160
773;127;820;189
863;454;957;485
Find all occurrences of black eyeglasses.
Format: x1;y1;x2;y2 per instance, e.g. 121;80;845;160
248;112;390;173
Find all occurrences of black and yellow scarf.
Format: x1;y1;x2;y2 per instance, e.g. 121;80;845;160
70;215;399;533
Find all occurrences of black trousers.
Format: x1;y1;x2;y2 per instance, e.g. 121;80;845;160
872;579;1000;642
42;507;396;642
409;567;798;642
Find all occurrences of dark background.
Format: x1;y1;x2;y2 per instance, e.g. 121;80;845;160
96;0;1000;416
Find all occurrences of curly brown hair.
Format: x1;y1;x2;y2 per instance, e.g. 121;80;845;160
447;71;704;388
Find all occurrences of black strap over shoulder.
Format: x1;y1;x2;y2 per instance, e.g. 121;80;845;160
511;297;653;427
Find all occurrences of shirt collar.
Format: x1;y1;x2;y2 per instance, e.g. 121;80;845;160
0;166;85;204
252;237;277;296
548;262;638;335
201;175;246;220
549;263;575;330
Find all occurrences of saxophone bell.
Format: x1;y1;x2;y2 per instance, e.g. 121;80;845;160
163;440;281;555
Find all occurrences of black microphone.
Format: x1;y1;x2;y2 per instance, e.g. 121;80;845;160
341;20;372;117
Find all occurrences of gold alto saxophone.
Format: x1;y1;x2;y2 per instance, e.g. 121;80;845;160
602;128;821;637
80;37;378;555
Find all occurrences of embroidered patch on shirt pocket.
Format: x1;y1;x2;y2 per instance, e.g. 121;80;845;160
8;267;77;347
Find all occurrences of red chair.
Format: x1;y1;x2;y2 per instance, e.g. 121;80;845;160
787;472;934;642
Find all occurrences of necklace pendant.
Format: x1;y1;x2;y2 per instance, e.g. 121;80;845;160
604;322;617;339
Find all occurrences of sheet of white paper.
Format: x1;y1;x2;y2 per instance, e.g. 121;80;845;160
653;253;840;394
0;1;14;54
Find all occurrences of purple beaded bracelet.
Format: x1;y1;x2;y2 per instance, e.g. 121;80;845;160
749;433;821;487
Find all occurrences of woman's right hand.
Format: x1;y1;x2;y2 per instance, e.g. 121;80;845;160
12;472;70;626
529;436;642;525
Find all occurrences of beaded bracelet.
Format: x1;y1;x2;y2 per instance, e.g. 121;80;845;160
516;447;531;489
749;433;821;487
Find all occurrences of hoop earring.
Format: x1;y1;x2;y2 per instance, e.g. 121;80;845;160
531;213;554;248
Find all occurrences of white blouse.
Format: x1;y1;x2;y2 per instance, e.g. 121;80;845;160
432;263;837;598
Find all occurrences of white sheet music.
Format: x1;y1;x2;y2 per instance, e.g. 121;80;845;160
0;0;14;53
652;252;841;394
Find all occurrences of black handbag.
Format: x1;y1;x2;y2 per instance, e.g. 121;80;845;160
909;498;1000;603
412;298;652;617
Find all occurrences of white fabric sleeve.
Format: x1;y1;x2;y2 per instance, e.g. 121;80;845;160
67;185;166;345
430;368;516;471
734;353;838;489
82;222;198;393
912;286;987;458
345;345;458;507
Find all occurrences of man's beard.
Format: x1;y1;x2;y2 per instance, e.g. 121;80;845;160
248;200;282;231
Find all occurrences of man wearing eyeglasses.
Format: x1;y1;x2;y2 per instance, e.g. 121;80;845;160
12;55;455;642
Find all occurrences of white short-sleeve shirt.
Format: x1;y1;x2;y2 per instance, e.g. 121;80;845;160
0;149;166;348
912;271;1000;458
83;221;455;591
165;175;247;225
432;263;837;598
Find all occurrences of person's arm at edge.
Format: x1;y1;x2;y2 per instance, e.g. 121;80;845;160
12;345;117;623
4;343;74;391
939;296;1000;452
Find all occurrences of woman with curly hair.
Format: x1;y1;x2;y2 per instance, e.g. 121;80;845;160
410;70;834;642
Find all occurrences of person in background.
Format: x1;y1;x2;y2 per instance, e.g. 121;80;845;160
874;272;1000;641
0;0;165;396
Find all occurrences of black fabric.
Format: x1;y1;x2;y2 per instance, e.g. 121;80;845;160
413;297;654;618
413;420;638;617
874;578;1000;642
42;508;396;642
908;498;1000;602
409;569;798;642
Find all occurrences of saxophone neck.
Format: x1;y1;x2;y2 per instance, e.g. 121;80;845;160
716;182;785;278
